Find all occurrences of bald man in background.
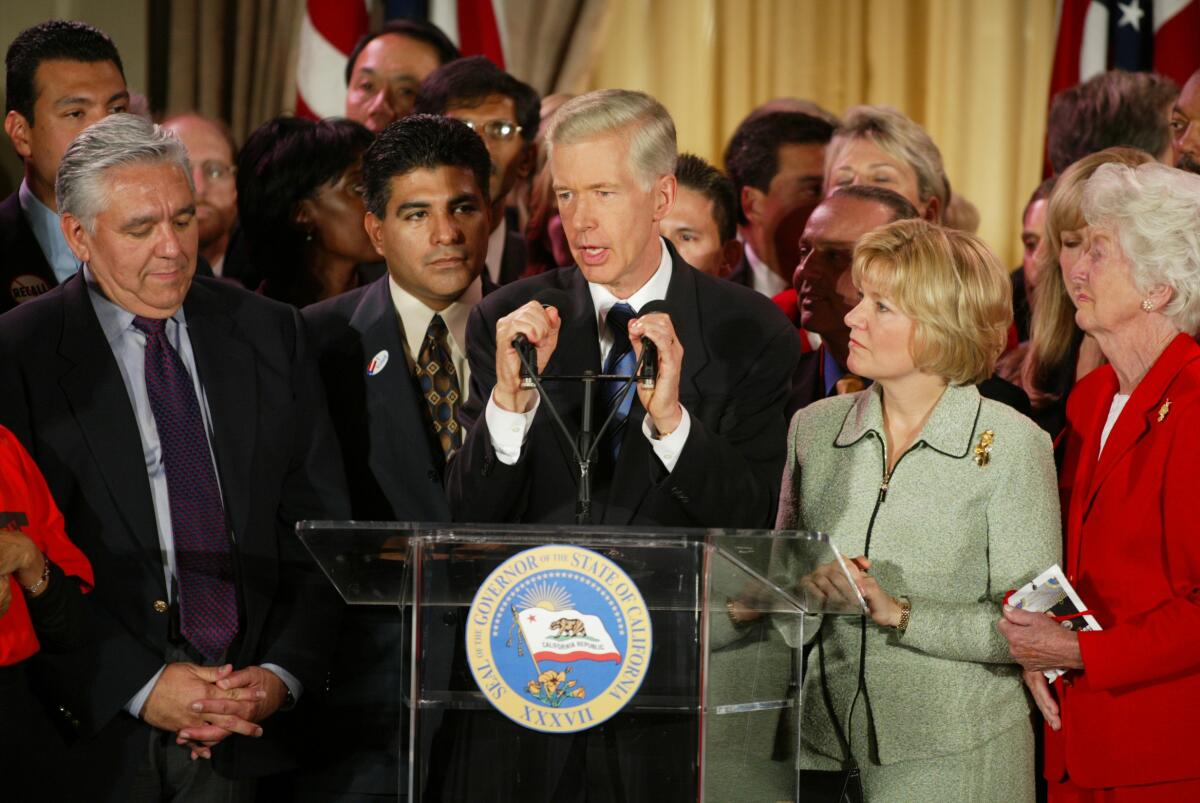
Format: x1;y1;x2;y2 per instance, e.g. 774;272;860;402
163;113;238;276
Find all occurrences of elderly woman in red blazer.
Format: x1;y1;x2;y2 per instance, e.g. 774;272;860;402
0;425;93;799
999;161;1200;801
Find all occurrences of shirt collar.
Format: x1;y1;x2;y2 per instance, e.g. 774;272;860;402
388;274;482;359
743;242;789;297
83;264;187;345
485;217;507;285
19;179;80;283
588;237;673;331
822;345;845;397
834;381;982;458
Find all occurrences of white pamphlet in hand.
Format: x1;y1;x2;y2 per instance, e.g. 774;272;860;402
1007;564;1101;682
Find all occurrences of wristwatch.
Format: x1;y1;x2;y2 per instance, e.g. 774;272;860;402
896;597;912;634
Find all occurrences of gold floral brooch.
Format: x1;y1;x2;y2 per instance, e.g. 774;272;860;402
974;430;995;467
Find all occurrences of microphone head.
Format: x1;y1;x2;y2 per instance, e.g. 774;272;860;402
534;288;574;320
637;299;672;318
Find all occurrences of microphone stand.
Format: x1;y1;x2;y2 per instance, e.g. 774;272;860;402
513;347;650;525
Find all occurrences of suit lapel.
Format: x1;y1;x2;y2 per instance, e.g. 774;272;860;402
1084;335;1198;513
351;278;446;516
606;247;709;521
1072;335;1200;573
56;277;164;591
184;283;257;545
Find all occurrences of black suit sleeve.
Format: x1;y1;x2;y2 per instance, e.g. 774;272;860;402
445;302;535;522
648;317;799;529
254;309;351;692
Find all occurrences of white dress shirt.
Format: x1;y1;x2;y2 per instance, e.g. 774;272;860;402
388;274;480;399
484;218;507;286
743;242;789;297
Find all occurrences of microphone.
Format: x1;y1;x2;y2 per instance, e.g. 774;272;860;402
514;289;574;389
634;300;672;390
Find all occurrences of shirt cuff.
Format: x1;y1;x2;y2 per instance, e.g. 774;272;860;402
261;663;302;707
125;665;168;718
485;389;540;465
641;406;691;472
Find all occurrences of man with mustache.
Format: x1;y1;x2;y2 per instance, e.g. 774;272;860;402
414;56;539;290
300;114;491;801
1171;69;1200;175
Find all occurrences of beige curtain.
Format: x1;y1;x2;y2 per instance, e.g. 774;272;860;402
165;0;303;143
502;0;614;96
588;0;1057;267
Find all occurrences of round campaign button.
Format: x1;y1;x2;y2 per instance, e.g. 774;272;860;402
465;544;653;734
9;274;51;304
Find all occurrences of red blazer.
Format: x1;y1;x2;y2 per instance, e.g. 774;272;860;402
0;425;93;665
1047;333;1200;788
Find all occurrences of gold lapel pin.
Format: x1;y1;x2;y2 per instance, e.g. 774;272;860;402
974;430;995;467
1158;399;1171;422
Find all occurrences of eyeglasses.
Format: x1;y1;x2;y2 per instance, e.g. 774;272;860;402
460;119;523;142
197;160;237;182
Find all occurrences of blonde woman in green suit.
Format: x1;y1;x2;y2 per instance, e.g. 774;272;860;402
778;219;1061;802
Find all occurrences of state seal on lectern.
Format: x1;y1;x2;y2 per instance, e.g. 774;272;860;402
465;544;653;734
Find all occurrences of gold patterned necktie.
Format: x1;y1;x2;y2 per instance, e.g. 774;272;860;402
415;314;463;459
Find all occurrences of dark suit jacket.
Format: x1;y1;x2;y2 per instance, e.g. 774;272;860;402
482;226;529;295
303;275;450;521
0;190;56;314
447;241;800;528
724;250;753;289
0;274;350;798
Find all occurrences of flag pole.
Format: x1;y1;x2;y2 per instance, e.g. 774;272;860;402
511;605;542;675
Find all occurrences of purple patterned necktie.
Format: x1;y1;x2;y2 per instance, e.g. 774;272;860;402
133;316;238;662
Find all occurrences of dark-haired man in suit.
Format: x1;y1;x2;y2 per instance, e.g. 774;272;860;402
0;112;348;801
300;114;492;801
1;19;129;313
723;108;834;296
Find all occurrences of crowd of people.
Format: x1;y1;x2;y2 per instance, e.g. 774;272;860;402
1;15;1199;803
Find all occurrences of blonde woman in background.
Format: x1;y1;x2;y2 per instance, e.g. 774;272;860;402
1017;147;1154;438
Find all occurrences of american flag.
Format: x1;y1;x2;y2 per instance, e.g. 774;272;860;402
1050;0;1200;99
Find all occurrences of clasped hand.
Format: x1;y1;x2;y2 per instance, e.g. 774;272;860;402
142;662;288;760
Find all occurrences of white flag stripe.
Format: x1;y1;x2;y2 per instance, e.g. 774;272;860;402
1079;1;1110;83
1154;0;1193;31
295;11;349;119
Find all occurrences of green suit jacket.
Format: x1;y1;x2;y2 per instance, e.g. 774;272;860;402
776;383;1061;765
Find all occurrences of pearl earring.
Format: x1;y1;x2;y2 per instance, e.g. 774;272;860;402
1142;298;1155;312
